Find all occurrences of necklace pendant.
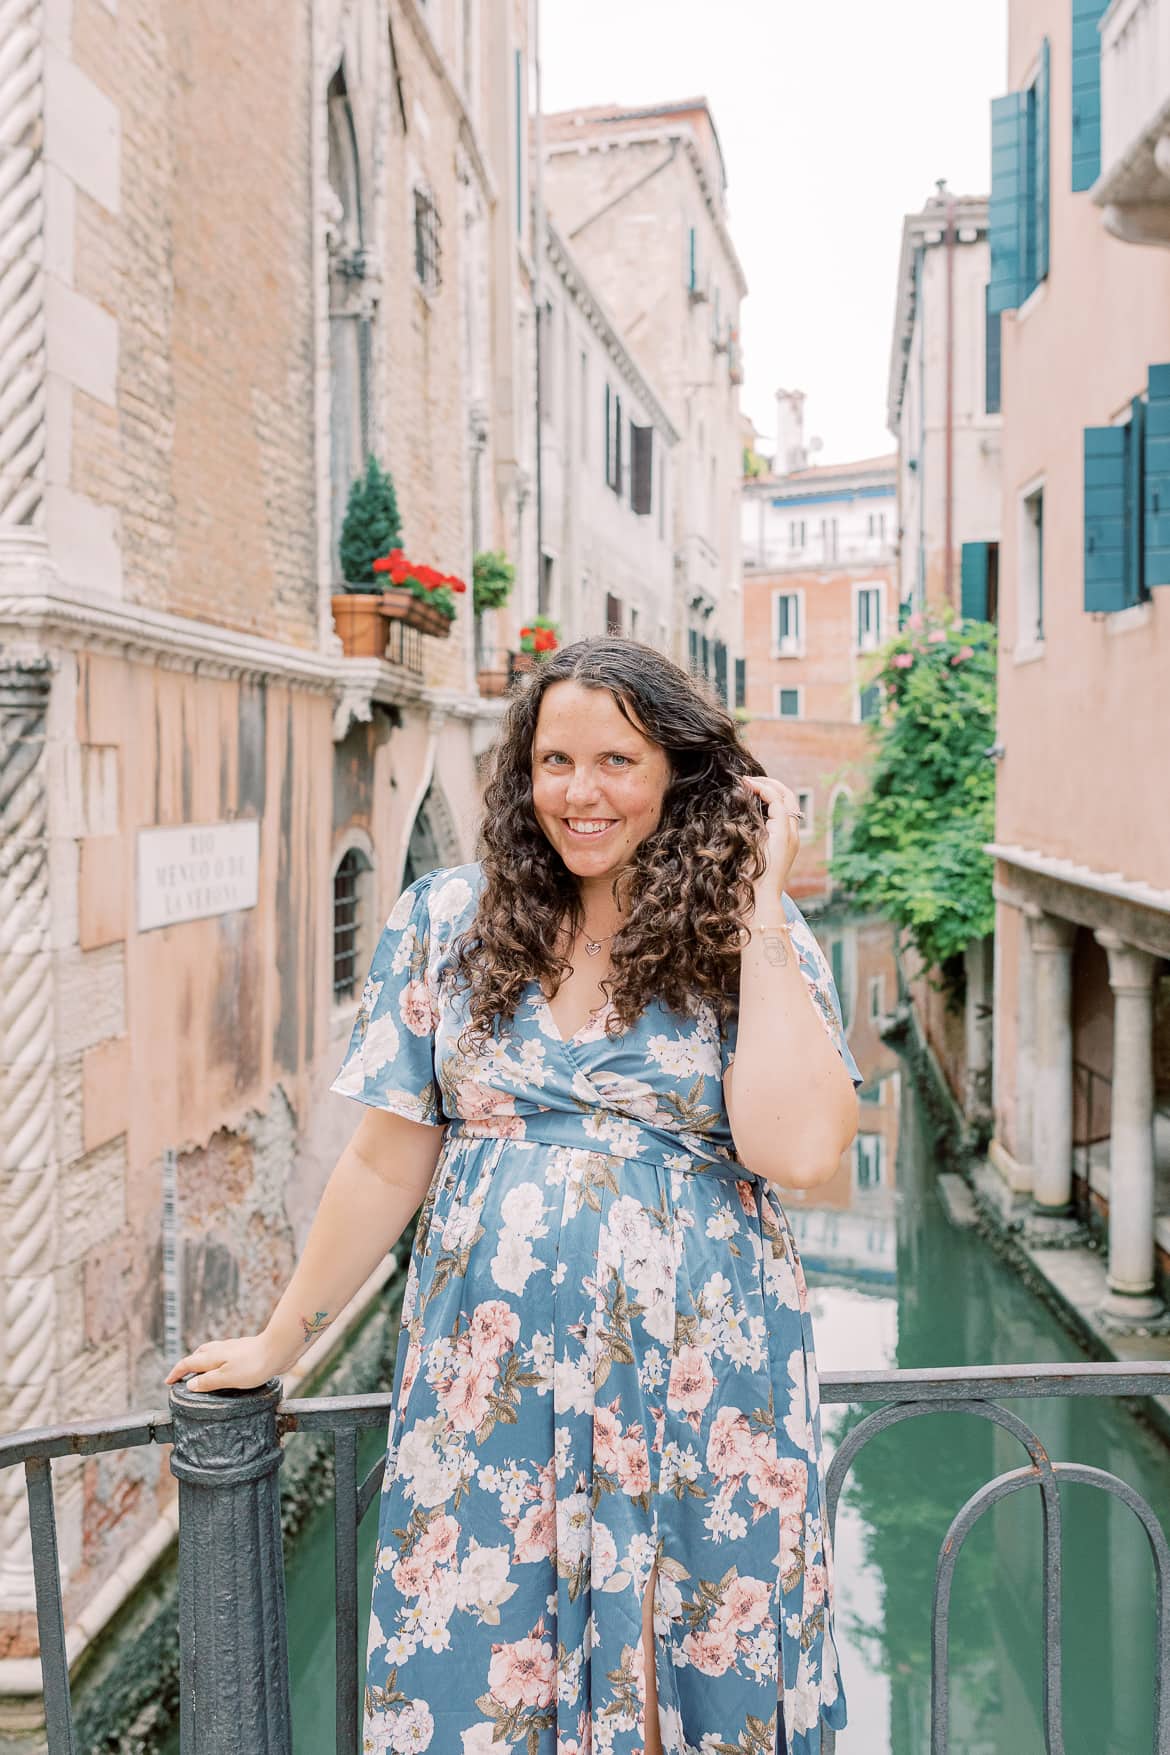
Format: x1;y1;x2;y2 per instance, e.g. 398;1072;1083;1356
584;938;602;956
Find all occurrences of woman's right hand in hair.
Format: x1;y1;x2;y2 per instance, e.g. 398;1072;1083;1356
164;1330;293;1394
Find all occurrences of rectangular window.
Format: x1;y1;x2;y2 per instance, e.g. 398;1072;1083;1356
867;511;887;541
604;385;621;491
714;640;728;704
332;850;363;1002
797;789;814;835
772;590;802;656
854;1134;885;1191
539;552;554;617
1020;483;1045;644
868;974;885;1019
631;423;653;516
858;683;881;722
789;519;805;550
734;656;746;708
777;686;801;718
821;516;838;561
413;188;442;292
855;584;883;652
605;593;623;634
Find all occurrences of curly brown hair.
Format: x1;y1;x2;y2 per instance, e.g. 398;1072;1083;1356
443;637;772;1044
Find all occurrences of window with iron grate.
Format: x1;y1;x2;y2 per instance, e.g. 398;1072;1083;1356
333;848;365;1002
413;188;442;293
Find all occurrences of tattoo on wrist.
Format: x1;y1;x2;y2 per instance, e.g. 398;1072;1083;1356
300;1310;330;1345
761;926;791;967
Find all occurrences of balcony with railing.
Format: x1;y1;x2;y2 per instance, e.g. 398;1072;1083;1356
3;1361;1169;1754
1097;0;1170;243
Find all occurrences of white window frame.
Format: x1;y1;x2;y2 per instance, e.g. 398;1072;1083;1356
788;518;806;551
854;581;885;654
771;587;804;657
1016;474;1046;660
775;684;803;720
796;788;814;838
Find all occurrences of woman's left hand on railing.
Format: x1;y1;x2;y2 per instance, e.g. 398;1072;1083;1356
165;1331;294;1394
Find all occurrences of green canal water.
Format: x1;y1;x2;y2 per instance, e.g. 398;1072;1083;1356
167;919;1170;1755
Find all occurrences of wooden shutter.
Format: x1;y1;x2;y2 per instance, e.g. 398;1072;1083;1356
1034;38;1051;285
989;92;1027;314
1084;426;1129;612
1072;0;1106;192
960;542;991;621
614;395;623;495
1145;363;1170;587
631;424;653;515
985;286;1002;415
605;593;622;634
734;657;746;708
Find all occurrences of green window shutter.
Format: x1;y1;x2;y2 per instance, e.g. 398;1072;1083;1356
734;656;746;707
961;542;991;621
1144;363;1170;587
985;286;1002;414
1034;38;1051;285
1084;426;1130;611
989;93;1027;314
1127;394;1146;603
714;640;728;703
688;627;699;672
1072;0;1106;192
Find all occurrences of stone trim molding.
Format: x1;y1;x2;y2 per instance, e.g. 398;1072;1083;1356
0;0;48;533
989;842;1170;958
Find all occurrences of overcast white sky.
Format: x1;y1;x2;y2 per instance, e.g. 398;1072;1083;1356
540;0;1009;465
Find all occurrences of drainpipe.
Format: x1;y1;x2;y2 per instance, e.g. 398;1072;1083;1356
943;186;956;611
532;0;544;610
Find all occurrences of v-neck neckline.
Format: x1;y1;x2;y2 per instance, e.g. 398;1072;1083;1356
535;982;615;1050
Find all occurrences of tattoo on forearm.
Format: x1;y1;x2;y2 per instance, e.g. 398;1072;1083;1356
300;1310;330;1345
761;927;790;968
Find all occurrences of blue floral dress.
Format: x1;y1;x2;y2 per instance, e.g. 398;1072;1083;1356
331;862;862;1755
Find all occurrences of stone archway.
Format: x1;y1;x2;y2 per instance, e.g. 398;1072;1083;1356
402;783;464;886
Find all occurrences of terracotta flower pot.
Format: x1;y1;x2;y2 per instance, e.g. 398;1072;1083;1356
477;666;511;698
331;592;388;658
380;586;453;640
511;651;537;673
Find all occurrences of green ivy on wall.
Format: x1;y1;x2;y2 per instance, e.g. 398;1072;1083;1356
829;609;997;988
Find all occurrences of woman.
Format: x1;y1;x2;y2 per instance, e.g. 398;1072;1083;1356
166;638;861;1755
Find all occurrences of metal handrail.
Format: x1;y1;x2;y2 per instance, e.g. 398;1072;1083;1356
2;1361;1168;1754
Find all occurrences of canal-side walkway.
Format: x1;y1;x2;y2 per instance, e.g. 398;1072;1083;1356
898;991;1170;1442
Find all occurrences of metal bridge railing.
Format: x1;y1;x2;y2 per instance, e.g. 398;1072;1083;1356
1;1361;1168;1754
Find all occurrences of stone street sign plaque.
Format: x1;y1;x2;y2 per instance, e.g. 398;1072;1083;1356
137;821;260;932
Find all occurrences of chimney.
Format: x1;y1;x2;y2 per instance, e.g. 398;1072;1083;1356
775;388;808;475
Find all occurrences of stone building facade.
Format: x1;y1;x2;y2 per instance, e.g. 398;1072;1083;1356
985;0;1170;1317
542;98;747;703
740;412;897;905
887;189;1003;620
0;0;535;1728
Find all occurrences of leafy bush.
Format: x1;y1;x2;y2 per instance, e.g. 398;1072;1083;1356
829;609;997;982
472;550;515;615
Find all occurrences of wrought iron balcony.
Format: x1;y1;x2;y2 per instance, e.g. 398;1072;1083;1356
1097;0;1170;244
2;1362;1168;1754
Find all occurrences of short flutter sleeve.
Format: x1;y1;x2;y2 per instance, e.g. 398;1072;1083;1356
784;894;864;1090
330;870;445;1126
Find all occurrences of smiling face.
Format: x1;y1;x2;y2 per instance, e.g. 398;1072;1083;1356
530;680;672;888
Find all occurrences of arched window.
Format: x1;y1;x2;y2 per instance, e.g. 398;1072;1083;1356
827;784;854;886
332;843;372;1004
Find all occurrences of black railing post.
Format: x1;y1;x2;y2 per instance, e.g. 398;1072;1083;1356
168;1380;292;1755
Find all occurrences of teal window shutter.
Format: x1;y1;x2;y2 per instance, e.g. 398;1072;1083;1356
985;286;1002;414
1144;363;1170;586
989;93;1027;314
734;656;746;707
961;542;991;621
1084;426;1130;612
1072;0;1106;192
1033;39;1051;285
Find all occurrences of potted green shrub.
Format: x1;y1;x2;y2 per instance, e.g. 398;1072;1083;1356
473;551;516;694
332;456;403;657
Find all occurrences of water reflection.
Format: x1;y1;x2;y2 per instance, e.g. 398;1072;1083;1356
809;911;1168;1755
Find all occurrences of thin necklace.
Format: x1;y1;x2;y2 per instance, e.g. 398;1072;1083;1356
583;928;616;958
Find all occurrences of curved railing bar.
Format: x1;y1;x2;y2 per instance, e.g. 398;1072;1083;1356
931;1464;1064;1755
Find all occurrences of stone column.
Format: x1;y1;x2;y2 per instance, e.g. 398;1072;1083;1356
1014;905;1041;1173
1095;929;1163;1319
1030;912;1076;1214
0;0;47;536
0;657;56;1610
